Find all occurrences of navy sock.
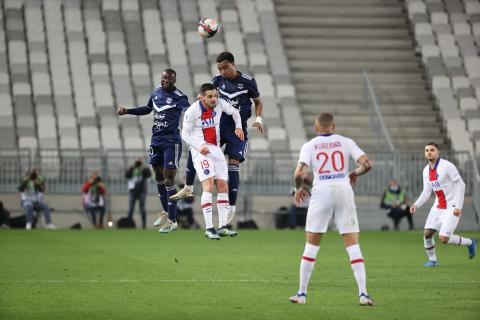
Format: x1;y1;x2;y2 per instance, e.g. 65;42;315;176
228;163;240;206
186;152;196;186
156;181;168;211
166;185;178;222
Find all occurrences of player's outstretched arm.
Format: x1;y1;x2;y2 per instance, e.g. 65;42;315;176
117;105;152;116
251;97;264;134
412;172;432;211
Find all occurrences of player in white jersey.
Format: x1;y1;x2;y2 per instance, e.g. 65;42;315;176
182;83;244;239
289;113;374;306
410;142;477;267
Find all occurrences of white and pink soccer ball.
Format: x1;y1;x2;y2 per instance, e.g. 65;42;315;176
198;18;218;38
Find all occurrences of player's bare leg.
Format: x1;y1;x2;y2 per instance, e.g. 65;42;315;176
423;229;438;266
290;232;322;304
342;232;374;306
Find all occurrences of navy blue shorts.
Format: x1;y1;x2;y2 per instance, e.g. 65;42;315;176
220;125;248;163
149;143;182;168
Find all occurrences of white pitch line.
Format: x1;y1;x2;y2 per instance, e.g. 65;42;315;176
1;279;479;284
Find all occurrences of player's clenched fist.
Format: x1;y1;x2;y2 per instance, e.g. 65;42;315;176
117;107;128;115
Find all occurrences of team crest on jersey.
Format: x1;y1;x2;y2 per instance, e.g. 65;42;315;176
204;169;210;175
166;97;173;104
238;83;244;89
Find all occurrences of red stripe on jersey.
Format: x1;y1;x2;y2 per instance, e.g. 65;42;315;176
429;167;447;209
302;256;316;262
201;108;217;145
434;190;447;209
217;200;229;204
201;203;212;208
351;259;364;264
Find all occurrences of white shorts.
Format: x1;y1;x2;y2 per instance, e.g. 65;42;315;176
424;207;460;237
305;185;359;234
191;144;228;182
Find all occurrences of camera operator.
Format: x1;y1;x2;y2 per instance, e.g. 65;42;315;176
126;157;151;229
18;169;55;230
82;171;107;228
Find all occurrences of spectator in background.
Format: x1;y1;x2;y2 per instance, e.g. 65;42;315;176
0;201;10;228
380;179;413;230
18;169;55;230
82;171;106;229
126;158;152;229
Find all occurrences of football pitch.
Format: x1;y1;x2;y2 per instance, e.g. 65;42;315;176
1;229;479;320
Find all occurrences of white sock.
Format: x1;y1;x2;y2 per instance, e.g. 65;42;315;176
201;192;213;229
185;185;194;192
346;244;367;296
298;242;320;295
424;237;437;261
230;205;236;216
447;235;472;246
217;193;229;228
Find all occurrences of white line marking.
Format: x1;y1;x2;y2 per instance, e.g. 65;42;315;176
1;279;479;284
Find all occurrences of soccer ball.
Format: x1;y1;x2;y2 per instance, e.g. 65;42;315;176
198;18;218;38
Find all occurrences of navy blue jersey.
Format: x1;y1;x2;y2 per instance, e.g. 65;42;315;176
213;72;260;130
127;86;190;147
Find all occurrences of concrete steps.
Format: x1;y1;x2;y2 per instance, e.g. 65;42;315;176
274;0;447;151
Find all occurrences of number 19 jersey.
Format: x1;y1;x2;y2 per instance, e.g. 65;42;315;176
298;133;365;190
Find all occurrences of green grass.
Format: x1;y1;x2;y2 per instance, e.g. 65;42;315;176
0;229;479;320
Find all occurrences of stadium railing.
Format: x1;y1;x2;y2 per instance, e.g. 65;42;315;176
362;71;395;152
0;149;476;200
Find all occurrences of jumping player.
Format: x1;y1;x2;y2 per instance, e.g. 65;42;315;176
181;83;244;239
117;69;190;233
172;52;263;226
410;142;477;266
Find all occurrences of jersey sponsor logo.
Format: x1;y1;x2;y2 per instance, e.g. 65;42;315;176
201;117;215;128
319;173;345;180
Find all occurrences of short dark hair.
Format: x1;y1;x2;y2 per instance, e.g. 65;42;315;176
216;51;235;64
316;112;334;128
425;142;439;149
163;68;176;76
199;83;216;95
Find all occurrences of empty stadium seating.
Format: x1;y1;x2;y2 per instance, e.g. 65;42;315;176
0;0;304;170
407;0;480;155
275;0;448;151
